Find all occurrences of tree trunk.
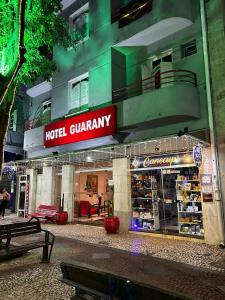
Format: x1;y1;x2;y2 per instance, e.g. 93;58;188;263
0;85;17;174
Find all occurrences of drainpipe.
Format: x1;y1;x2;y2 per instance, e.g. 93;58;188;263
200;0;225;246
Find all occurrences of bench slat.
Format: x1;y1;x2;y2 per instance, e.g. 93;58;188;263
0;221;41;239
6;221;41;229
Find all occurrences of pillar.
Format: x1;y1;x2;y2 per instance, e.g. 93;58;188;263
41;166;56;205
200;147;222;244
113;158;132;232
61;165;75;222
27;168;37;213
206;0;225;244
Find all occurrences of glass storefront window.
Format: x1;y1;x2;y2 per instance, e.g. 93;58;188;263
131;166;204;237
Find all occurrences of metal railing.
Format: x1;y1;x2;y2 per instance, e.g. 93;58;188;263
25;113;51;130
112;69;197;102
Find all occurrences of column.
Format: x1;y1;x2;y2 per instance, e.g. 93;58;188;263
27;168;37;213
113;158;132;232
41;166;56;205
206;0;225;244
200;147;222;244
61;165;75;222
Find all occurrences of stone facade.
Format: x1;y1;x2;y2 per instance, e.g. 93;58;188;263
206;0;225;243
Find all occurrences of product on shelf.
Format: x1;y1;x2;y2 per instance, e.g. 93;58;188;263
176;176;204;236
131;174;160;231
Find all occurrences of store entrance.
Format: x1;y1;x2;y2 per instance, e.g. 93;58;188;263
160;169;180;233
74;170;113;226
131;166;203;236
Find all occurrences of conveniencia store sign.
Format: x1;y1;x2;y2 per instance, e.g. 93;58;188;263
44;106;116;148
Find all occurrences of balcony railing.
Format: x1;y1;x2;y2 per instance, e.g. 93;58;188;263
25;112;51;130
112;69;197;102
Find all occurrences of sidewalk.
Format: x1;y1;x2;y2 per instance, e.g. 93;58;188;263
1;215;225;299
44;222;225;273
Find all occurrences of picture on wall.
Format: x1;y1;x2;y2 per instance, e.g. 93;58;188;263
86;175;98;193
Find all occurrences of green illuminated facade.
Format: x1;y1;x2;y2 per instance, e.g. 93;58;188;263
25;0;209;156
21;0;225;245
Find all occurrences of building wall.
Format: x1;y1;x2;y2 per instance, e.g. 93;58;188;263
24;0;209;158
206;0;225;242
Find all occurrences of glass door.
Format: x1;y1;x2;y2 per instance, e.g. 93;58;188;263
160;169;179;233
131;169;179;234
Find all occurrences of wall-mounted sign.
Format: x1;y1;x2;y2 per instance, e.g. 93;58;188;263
202;193;213;202
193;143;203;167
200;174;212;186
131;153;194;169
44;106;116;148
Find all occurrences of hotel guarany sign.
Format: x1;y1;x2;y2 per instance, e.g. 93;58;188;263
44;106;116;148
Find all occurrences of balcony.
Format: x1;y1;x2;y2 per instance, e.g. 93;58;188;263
112;0;194;47
113;69;200;129
25;111;51;130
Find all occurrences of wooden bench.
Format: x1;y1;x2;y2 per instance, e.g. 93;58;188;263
0;221;55;263
29;205;59;223
59;261;183;300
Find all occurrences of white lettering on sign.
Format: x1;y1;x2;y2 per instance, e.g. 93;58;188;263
70;115;111;135
45;127;67;141
45;114;112;141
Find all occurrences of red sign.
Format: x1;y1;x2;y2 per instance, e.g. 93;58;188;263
44;105;116;148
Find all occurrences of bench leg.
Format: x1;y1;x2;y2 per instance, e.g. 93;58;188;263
44;217;56;224
42;245;50;263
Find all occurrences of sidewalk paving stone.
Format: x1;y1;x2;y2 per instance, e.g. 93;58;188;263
1;215;225;299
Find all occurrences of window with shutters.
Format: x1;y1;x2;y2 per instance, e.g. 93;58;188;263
69;73;89;110
69;3;89;45
181;40;197;58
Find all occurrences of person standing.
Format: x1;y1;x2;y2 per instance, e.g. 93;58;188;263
0;188;10;219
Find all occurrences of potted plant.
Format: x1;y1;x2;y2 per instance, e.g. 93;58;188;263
55;194;68;225
104;185;120;234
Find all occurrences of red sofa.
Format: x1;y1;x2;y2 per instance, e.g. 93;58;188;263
79;201;99;218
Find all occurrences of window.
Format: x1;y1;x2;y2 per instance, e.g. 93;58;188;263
9;110;17;131
37;168;43;175
181;40;197;58
41;99;51;126
69;3;89;45
69;73;89;110
42;99;51;113
151;54;172;70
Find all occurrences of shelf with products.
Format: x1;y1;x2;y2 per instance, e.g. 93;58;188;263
131;173;160;231
176;179;200;182
132;200;160;231
178;211;202;214
176;174;204;236
177;190;201;192
179;223;204;235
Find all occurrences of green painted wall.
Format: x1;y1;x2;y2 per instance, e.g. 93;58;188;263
26;0;210;156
